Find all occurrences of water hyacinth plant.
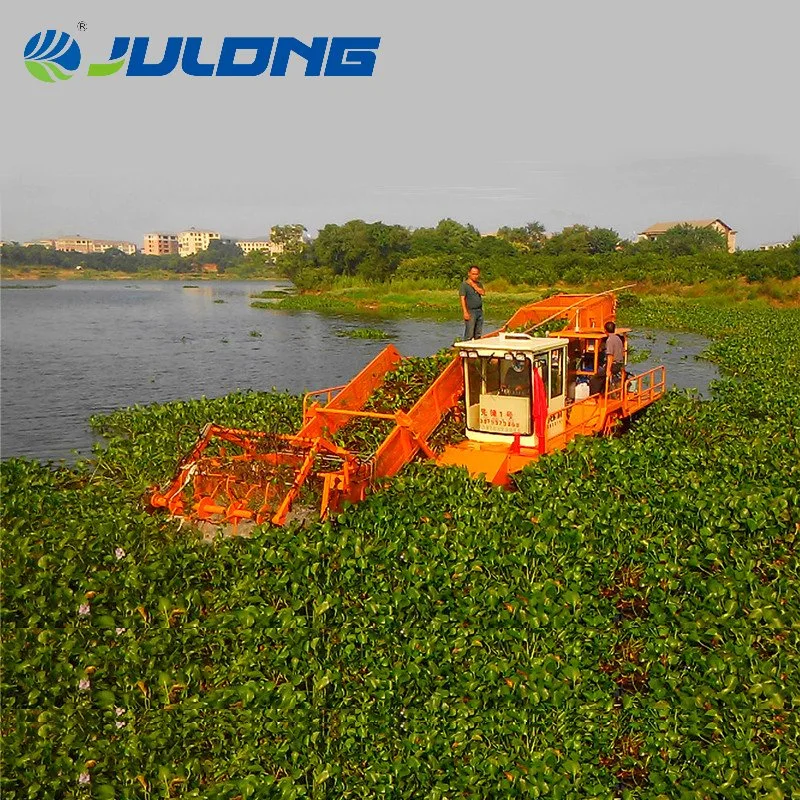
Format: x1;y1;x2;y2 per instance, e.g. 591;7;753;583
335;327;392;340
1;298;798;798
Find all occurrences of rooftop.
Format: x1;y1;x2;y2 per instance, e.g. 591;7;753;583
639;218;734;234
454;332;569;354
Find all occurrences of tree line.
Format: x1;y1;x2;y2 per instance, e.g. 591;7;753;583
274;219;799;288
3;220;798;285
0;239;273;277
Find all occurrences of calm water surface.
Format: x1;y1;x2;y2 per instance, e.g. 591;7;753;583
0;281;719;462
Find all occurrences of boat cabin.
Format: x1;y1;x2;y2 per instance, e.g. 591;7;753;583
455;327;633;447
454;333;570;449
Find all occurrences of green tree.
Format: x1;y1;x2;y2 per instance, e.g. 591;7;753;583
586;227;620;254
496;221;547;251
394;255;463;284
85;247;139;272
270;224;307;254
310;220;410;280
314;221;370;276
229;248;273;278
193;239;244;271
409;219;481;256
474;235;517;259
544;225;591;255
650;224;728;256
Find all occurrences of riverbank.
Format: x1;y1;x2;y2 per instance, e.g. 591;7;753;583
251;276;800;321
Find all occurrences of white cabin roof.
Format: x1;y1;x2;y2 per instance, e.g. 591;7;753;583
455;332;569;354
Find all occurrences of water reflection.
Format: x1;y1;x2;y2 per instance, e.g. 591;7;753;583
0;281;720;462
627;330;720;398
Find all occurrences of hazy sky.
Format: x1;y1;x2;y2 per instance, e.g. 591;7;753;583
1;0;798;249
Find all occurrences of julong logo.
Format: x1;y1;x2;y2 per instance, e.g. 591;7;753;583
24;34;380;81
24;30;82;82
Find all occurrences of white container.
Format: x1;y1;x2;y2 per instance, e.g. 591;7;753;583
574;382;590;401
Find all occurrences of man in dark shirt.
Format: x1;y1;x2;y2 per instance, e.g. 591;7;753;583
459;265;485;339
604;321;625;382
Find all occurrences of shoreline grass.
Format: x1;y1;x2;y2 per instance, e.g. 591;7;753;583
251;277;800;322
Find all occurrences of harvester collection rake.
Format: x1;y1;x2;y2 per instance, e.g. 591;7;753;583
149;423;371;529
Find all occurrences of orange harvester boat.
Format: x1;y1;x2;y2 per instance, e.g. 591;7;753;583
149;290;666;528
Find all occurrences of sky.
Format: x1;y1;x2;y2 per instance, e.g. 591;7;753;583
1;0;798;250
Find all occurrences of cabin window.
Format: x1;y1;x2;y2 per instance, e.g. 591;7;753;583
534;354;548;395
464;355;532;436
550;347;565;399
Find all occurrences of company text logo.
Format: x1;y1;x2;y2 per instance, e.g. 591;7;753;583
25;34;380;80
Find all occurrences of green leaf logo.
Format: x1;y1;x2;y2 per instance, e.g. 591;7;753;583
24;30;81;83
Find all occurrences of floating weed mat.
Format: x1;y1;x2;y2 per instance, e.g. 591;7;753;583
335;327;391;340
251;289;297;299
0;283;57;289
3;300;800;798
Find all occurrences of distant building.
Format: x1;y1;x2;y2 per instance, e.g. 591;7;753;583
637;219;736;253
51;236;94;254
236;239;272;255
91;240;137;255
143;233;179;256
31;236;137;255
759;241;792;251
201;263;219;273
178;228;220;257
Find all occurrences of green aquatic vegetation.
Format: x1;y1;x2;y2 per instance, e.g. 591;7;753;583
248;330;262;338
627;347;651;364
86;390;303;492
333;351;455;453
212;299;225;304
0;283;57;289
251;289;296;299
3;299;800;798
335;327;391;340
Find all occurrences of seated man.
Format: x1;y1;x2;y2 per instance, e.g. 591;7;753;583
501;361;530;396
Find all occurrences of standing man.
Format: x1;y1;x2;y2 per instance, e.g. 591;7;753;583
459;265;485;340
604;320;625;383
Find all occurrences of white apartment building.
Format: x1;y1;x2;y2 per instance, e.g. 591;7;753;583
178;228;220;257
91;240;137;255
236;239;272;255
28;236;137;255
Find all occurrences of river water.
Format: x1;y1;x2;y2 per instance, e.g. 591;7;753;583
0;280;720;462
